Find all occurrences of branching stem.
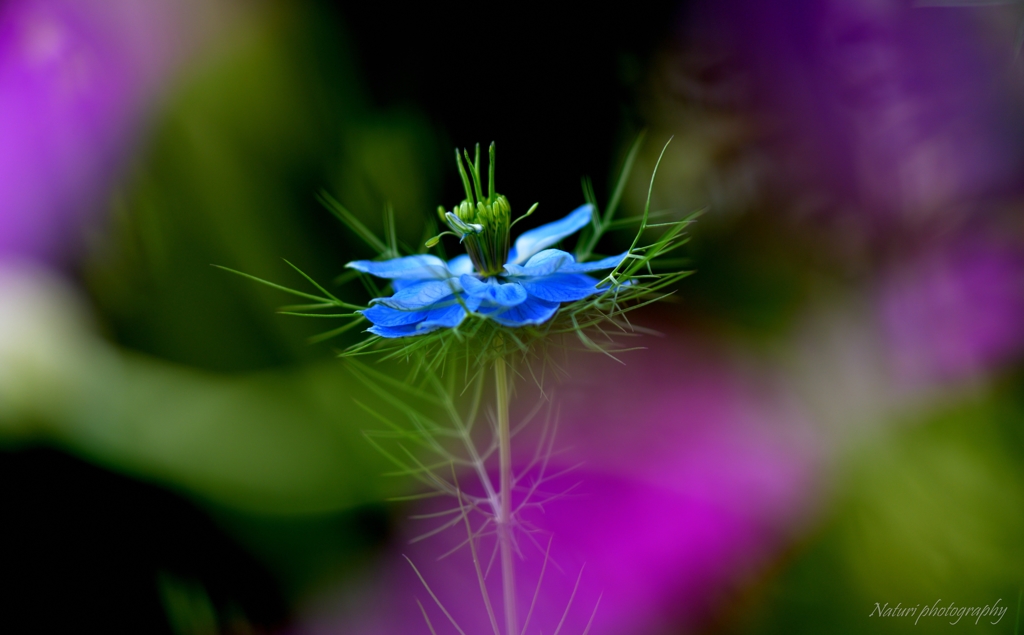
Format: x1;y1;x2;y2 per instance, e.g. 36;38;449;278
495;355;517;635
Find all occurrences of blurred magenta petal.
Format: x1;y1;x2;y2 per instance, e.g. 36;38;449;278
878;240;1024;385
684;0;1019;228
0;0;183;264
526;335;820;631
297;334;821;634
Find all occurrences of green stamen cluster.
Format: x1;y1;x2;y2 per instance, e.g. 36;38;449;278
430;143;512;277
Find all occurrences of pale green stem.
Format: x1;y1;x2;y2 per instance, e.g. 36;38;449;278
495;356;517;635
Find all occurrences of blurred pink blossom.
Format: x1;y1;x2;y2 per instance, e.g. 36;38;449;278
877;239;1024;386
680;0;1019;230
0;0;184;264
297;332;821;634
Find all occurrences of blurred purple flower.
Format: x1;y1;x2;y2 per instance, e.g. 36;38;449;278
878;240;1024;385
0;0;183;264
681;0;1019;228
296;334;820;634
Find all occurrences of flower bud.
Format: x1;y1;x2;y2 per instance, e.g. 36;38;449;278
440;143;515;276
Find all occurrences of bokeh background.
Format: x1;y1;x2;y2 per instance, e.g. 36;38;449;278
3;0;1024;633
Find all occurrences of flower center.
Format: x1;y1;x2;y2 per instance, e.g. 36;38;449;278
452;195;511;277
435;143;511;277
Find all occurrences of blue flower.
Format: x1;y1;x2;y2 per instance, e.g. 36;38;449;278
347;204;627;338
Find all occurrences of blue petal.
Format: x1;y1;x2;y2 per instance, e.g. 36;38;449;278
447;254;475;276
461;294;483;313
480;296;560;327
392;255;472;291
519;273;599;302
417;301;469;331
368;323;421;338
562;251;629;272
504;249;574;277
505;249;629;277
347;255;452;280
391;278;420;292
362;303;429;327
392;256;469;291
364;293;478;337
507;204;594;265
460;275;528;306
372;279;461;310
